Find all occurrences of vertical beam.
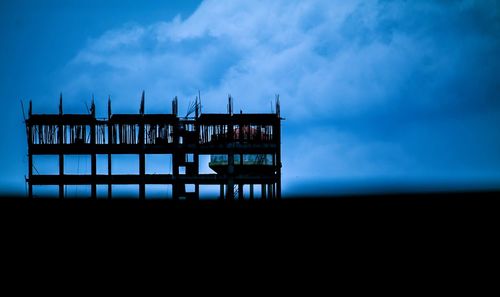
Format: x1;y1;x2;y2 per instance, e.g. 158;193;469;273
227;156;234;200
28;154;33;199
195;183;199;200
220;184;225;200
237;119;243;200
91;154;96;199
139;153;145;199
268;183;273;200
27;103;33;198
58;160;64;198
90;97;96;199
194;119;200;200
107;97;112;199
172;96;178;116
275;116;282;200
58;94;64;199
139;91;145;200
261;184;266;200
227;106;234;200
238;184;244;200
249;184;254;200
172;122;180;200
108;154;112;199
228;94;233;115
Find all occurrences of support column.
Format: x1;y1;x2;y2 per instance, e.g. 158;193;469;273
27;112;33;198
227;154;234;200
90;98;96;199
28;153;33;199
249;184;254;200
59;154;64;199
261;184;266;200
171;97;179;200
172;125;180;200
90;129;96;199
194;120;200;200
107;98;113;199
227;146;234;200
172;154;179;200
58;94;64;199
220;184;225;200
226;100;235;201
275;119;282;200
268;183;273;200
108;154;112;199
91;154;96;199
139;154;145;199
139;92;145;200
238;184;244;200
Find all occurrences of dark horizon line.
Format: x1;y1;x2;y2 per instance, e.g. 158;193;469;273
1;188;498;199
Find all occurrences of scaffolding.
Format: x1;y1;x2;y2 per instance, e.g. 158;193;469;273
25;93;282;200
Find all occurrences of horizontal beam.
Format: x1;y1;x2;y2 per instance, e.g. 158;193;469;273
29;143;278;155
27;114;280;126
29;174;277;185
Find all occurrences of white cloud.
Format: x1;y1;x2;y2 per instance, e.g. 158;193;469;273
61;0;500;187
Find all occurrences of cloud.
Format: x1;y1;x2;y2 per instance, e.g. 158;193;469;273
62;0;500;189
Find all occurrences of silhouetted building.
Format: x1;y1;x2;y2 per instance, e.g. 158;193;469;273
25;93;282;200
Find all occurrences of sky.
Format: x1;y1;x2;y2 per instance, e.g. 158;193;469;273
1;0;499;196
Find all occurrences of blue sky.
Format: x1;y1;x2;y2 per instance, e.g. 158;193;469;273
1;0;499;196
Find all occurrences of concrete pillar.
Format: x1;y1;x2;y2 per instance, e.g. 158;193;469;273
139;153;145;200
108;154;112;199
59;154;64;199
220;184;225;200
238;184;244;200
91;153;96;199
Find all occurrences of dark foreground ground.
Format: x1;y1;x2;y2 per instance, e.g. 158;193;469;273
1;190;498;221
2;190;498;247
1;191;498;275
1;190;498;205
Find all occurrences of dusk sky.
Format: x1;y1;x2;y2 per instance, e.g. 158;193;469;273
1;0;499;196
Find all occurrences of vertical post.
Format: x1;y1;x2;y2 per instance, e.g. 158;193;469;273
261;184;266;200
27;101;33;198
275;111;282;200
194;162;200;200
139;153;145;199
249;184;254;200
194;116;200;200
268;183;273;200
172;96;178;116
58;156;64;199
227;151;234;200
107;97;112;199
237;117;244;202
171;96;180;200
227;95;235;200
28;154;33;198
220;184;225;200
139;91;145;200
172;120;180;200
238;184;244;200
90;97;96;199
58;94;64;199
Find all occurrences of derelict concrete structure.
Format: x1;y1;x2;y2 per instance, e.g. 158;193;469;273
25;93;282;200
